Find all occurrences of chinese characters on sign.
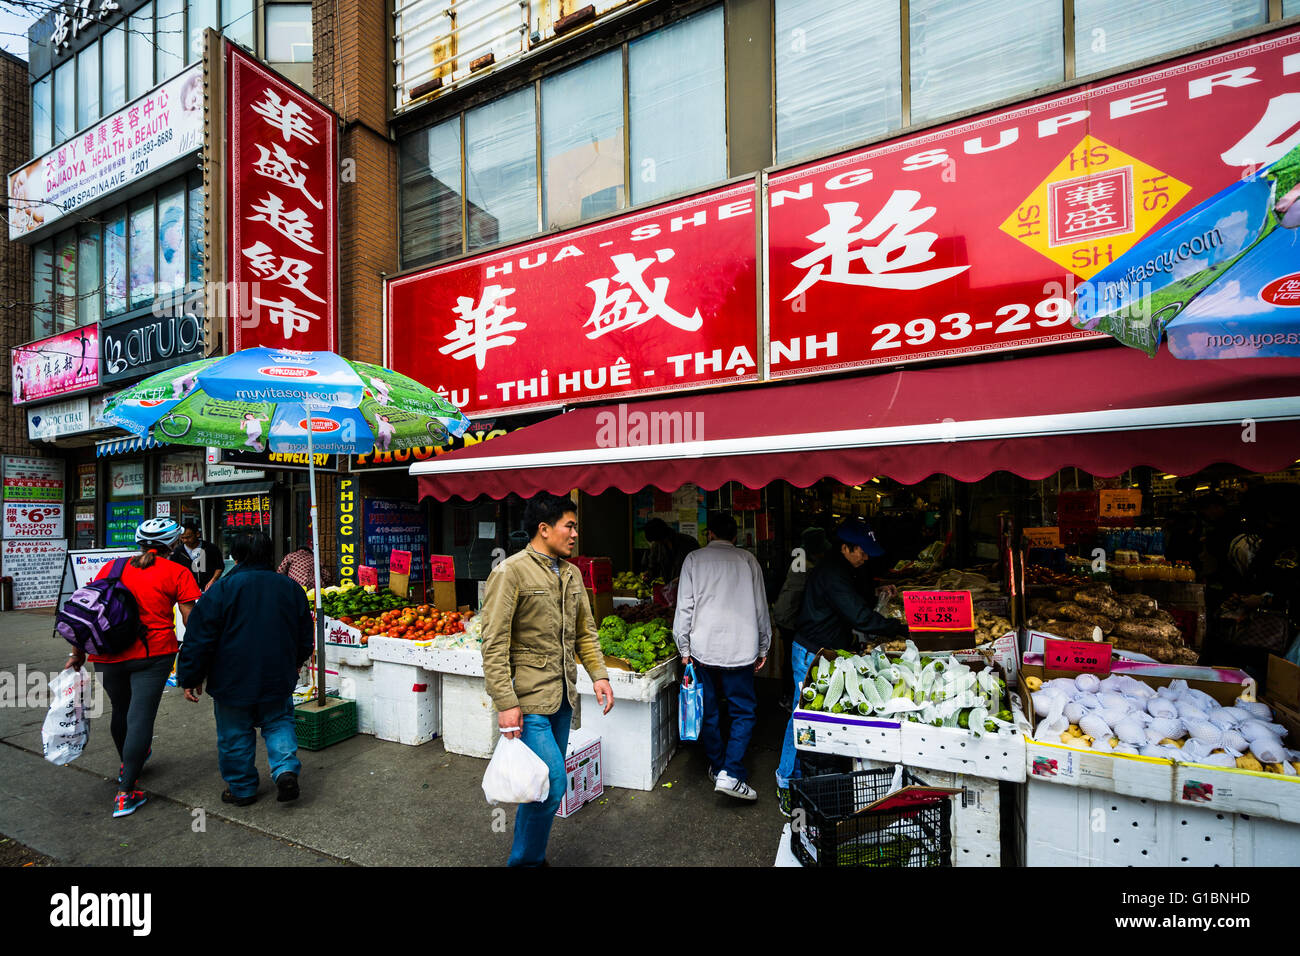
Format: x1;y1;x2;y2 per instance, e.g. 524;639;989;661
10;328;100;404
227;43;338;352
49;0;120;53
387;182;759;416
2;539;69;609
220;494;273;531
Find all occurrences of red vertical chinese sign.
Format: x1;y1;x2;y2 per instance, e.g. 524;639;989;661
226;43;338;352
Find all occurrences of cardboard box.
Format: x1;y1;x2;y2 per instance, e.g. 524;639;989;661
556;736;603;818
586;587;613;623
573;556;613;593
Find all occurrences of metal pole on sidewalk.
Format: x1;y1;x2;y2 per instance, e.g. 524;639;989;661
306;403;326;707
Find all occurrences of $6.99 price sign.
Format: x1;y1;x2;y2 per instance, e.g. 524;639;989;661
903;590;974;631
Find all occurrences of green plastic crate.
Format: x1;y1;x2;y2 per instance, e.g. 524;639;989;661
295;697;358;751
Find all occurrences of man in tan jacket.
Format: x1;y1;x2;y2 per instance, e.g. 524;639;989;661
481;493;614;867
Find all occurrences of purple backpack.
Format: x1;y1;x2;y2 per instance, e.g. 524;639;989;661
55;558;147;656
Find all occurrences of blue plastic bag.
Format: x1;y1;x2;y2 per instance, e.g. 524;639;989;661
679;663;702;741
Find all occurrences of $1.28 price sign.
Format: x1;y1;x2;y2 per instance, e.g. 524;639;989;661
902;591;974;631
1043;638;1113;674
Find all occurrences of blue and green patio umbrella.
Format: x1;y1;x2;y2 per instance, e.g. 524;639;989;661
100;347;471;704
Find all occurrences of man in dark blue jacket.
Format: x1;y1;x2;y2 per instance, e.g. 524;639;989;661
774;518;907;814
178;531;314;806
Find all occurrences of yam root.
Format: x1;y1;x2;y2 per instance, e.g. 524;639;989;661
1118;594;1158;618
1074;590;1126;619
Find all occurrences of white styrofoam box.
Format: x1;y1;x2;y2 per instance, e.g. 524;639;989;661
1025;737;1177;800
1020;778;1300;866
900;723;1026;783
323;616;365;647
793;710;903;762
577;656;677;702
577;682;676;790
774;824;801;867
854;758;1003;867
556;735;603;818
336;662;376;735
325;642;371;668
440;672;499;758
371;659;441;746
1172;761;1300;825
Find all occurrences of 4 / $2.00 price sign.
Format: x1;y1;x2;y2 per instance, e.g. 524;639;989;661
903;590;974;632
1044;637;1113;674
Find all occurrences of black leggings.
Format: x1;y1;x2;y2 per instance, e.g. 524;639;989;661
95;654;175;791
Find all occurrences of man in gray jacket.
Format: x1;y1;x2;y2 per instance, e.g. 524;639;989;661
673;511;771;801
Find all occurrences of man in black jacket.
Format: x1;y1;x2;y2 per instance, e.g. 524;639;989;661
774;518;907;815
178;531;314;806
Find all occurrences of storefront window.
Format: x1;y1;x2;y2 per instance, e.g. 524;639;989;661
157;185;187;296
105;210;128;316
32;74;52;156
77;43;100;132
541;50;624;230
1287;0;1300;15
54;60;74;145
465;87;538;249
266;3;313;62
1073;0;1266;77
156;0;186;82
187;0;217;64
224;0;256;51
774;0;902;165
108;460;147;499
910;0;1064;124
188;180;205;285
54;232;77;332
102;24;127;114
130;4;155;100
626;8;727;205
76;225;101;327
130;198;156;307
399;117;463;266
31;242;53;340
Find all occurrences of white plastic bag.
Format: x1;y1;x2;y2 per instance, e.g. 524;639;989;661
42;668;91;766
482;734;551;805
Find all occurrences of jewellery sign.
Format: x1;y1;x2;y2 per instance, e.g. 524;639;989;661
10;327;99;405
8;65;204;240
226;42;338;353
766;30;1300;378
386;181;758;416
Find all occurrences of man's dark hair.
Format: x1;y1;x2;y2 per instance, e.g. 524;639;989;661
706;511;737;541
231;531;273;566
182;520;200;532
523;494;577;538
643;517;671;542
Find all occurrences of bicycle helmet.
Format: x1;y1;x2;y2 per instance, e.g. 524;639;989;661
136;517;183;549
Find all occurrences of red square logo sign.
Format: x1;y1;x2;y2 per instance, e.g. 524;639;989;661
1048;167;1132;247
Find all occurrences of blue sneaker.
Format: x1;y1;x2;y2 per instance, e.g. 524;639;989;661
112;790;148;818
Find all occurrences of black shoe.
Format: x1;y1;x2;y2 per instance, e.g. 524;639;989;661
276;772;300;803
221;789;257;806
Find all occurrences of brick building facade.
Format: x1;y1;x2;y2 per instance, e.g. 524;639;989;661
0;49;35;460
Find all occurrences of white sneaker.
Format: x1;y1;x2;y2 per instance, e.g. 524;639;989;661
714;771;758;801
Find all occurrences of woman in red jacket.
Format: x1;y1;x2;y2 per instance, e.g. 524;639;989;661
66;519;201;817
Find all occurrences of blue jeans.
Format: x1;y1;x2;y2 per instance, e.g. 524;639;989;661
695;662;757;783
777;642;819;789
508;694;573;868
212;697;302;798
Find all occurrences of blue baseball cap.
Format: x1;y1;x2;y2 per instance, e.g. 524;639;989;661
835;518;885;557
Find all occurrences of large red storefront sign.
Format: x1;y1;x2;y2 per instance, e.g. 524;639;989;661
387;182;757;417
227;43;338;353
387;28;1300;414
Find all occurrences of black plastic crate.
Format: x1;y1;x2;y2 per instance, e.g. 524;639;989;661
790;768;952;868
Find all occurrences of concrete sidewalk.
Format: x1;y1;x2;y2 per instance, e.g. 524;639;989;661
0;610;787;866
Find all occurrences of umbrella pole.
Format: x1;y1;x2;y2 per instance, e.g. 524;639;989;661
306;408;327;707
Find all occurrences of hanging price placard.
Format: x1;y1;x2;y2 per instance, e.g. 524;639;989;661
358;566;378;587
429;554;455;582
902;590;974;632
1022;527;1061;549
1099;489;1143;519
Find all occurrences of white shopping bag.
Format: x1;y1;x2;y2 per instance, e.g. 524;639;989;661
482;734;550;805
42;668;92;766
